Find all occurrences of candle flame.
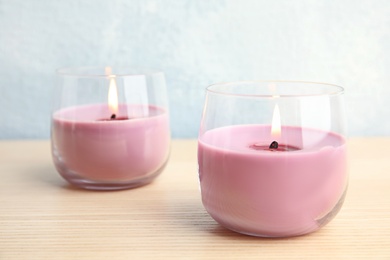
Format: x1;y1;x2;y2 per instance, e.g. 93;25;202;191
108;76;118;114
271;103;281;139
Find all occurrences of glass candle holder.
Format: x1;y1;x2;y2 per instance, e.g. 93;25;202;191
51;67;170;190
198;81;348;237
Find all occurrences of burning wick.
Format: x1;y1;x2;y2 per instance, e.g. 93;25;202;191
249;141;299;151
99;114;129;121
269;141;279;149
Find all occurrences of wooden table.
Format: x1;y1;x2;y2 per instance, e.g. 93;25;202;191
1;139;390;259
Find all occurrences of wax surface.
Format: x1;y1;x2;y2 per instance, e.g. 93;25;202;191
52;104;170;186
198;125;347;237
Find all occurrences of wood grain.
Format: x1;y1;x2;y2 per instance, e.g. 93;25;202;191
0;139;390;259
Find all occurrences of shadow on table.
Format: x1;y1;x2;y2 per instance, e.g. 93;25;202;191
168;195;291;241
167;194;320;241
32;165;153;193
29;164;89;192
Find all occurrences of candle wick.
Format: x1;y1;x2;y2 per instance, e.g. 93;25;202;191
269;141;279;149
110;114;116;120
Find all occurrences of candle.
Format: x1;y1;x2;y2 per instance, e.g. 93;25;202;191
51;67;170;190
52;104;170;185
197;81;348;237
198;125;347;237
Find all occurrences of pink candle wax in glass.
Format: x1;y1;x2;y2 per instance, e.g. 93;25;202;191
52;104;170;189
198;125;347;237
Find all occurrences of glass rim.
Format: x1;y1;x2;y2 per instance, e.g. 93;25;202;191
206;80;345;98
56;66;163;78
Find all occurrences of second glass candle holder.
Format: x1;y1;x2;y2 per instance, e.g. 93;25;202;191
51;67;170;190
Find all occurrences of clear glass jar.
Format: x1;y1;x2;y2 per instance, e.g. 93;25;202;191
198;81;347;237
51;67;170;190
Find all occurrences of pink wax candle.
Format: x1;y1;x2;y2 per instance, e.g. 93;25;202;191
51;103;170;189
198;125;347;237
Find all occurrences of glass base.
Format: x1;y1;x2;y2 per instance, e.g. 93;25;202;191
54;160;168;191
206;188;348;238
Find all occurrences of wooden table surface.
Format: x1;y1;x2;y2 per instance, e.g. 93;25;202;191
1;139;390;259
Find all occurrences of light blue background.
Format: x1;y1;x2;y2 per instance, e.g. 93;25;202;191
0;0;389;139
